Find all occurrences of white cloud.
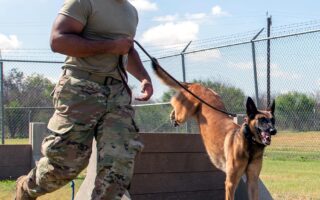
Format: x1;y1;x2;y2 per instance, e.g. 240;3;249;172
141;21;199;45
258;63;301;80
271;64;300;79
229;60;300;80
232;61;252;70
212;5;229;16
188;49;221;62
129;0;157;11
0;34;21;49
153;14;178;22
185;13;207;20
153;13;207;23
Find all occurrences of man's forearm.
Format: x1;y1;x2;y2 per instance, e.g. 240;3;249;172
51;33;117;57
127;48;152;83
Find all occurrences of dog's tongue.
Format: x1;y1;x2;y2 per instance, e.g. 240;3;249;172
261;131;271;145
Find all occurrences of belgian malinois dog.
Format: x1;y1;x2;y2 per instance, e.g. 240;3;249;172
153;67;277;200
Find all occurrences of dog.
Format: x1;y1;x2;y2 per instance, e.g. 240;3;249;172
153;66;277;200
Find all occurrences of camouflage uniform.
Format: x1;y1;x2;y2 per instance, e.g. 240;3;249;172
24;72;143;199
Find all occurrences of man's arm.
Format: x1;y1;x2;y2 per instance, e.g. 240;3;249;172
127;48;153;101
50;14;133;57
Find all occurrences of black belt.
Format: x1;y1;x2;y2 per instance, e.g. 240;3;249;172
63;68;122;85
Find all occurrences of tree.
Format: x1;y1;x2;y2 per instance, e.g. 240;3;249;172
3;69;55;138
22;74;55;107
161;89;175;102
276;92;317;131
3;68;24;105
161;79;246;114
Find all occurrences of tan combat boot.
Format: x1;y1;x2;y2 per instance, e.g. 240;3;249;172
15;176;37;200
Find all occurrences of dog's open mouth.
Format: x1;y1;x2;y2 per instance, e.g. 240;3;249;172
260;131;271;145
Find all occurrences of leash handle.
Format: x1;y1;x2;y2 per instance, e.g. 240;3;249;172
134;40;237;118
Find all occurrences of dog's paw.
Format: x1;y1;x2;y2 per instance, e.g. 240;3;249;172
170;110;179;127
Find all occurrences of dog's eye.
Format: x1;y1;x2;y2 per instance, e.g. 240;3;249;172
259;117;268;124
271;118;275;125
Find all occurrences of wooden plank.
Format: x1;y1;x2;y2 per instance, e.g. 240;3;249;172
0;145;32;180
131;190;225;200
0;166;31;180
139;133;206;153
0;145;31;166
130;171;226;194
134;152;217;173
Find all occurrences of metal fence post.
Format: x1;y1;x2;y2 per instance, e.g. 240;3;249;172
181;41;192;132
0;61;4;144
251;28;264;109
181;41;192;82
0;52;4;144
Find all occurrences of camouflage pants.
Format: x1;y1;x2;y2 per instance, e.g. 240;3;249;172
25;74;143;200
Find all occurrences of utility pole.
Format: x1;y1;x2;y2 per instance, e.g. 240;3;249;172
0;50;4;144
267;15;272;107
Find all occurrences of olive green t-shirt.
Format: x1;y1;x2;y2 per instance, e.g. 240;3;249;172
59;0;138;79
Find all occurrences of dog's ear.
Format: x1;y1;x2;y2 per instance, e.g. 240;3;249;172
246;97;258;119
268;99;275;115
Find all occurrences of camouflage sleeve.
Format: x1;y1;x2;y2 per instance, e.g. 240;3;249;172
59;0;92;25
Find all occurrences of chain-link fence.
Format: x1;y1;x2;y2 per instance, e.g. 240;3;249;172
0;23;320;142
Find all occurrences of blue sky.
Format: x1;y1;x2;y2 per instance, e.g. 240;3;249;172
1;0;320;50
0;0;319;100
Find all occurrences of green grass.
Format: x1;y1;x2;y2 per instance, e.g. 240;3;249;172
4;138;29;145
261;160;320;200
260;131;320;199
0;178;84;200
1;131;320;199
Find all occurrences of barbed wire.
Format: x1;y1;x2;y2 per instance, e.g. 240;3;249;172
2;19;320;60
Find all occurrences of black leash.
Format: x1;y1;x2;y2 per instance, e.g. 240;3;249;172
134;40;237;118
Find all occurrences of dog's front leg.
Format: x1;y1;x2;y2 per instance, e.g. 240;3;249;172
247;178;259;200
225;156;247;200
225;178;236;200
225;170;244;200
246;160;263;200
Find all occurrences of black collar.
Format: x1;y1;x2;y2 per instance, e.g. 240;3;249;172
243;124;265;163
243;124;266;146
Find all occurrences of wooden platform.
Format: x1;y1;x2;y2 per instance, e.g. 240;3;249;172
0;145;31;180
75;133;226;200
130;134;225;200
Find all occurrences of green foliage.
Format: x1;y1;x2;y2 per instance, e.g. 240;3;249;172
160;79;246;113
134;103;173;133
161;89;175;102
276;92;317;131
4;68;55;138
23;73;55;107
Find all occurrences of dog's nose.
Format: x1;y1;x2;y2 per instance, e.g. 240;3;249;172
270;128;277;135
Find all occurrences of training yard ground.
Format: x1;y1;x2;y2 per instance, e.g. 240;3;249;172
1;131;320;200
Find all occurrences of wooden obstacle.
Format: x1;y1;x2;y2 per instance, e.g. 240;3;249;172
0;123;273;199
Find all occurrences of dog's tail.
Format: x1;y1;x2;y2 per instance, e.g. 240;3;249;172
151;58;186;90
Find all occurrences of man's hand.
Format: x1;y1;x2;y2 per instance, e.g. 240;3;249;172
112;37;134;55
135;80;153;101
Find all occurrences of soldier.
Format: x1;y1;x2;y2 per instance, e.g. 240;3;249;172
15;0;153;199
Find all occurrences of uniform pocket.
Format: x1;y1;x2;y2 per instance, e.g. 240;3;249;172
47;112;74;134
52;75;71;108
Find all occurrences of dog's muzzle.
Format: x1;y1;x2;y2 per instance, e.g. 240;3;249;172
258;127;277;145
270;128;277;135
